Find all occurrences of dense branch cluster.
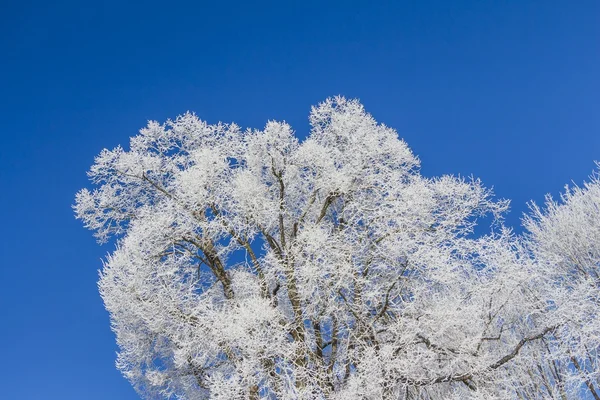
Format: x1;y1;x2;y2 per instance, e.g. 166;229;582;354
75;97;600;399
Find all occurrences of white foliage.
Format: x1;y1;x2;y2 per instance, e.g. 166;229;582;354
76;97;600;399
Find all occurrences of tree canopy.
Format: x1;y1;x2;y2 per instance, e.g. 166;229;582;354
75;97;600;399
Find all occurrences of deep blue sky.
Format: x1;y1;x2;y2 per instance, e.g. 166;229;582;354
0;1;598;398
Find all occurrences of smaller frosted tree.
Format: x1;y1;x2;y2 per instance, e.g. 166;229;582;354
75;97;599;399
522;168;600;399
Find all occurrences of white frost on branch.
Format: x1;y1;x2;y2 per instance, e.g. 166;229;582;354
75;97;600;399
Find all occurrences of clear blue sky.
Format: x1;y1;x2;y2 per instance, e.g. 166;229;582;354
0;1;598;398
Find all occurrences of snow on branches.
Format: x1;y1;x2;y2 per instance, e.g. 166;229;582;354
75;97;600;399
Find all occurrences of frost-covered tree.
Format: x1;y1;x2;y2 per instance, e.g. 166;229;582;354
521;170;600;400
75;97;600;399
